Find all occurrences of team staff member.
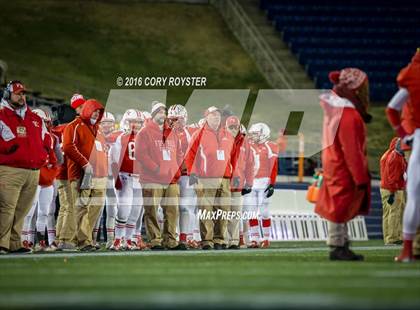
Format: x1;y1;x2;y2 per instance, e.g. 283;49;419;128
380;138;407;245
54;94;86;251
135;102;185;250
315;68;372;261
226;116;254;249
386;48;420;262
0;81;49;254
186;106;235;250
63;99;108;251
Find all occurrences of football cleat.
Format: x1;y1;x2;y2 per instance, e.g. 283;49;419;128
110;239;121;251
248;241;259;249
394;253;415;263
35;240;47;252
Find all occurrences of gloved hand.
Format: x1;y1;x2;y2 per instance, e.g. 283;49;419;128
387;193;395;205
6;144;19;154
115;176;123;191
241;185;252;196
189;173;199;186
402;134;414;147
80;163;94;190
264;184;274;198
233;176;240;188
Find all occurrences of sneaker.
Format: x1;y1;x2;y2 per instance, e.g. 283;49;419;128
93;243;101;250
150;245;165;251
10;247;32;254
106;239;114;250
228;244;239;250
260;240;270;248
214;243;224;250
57;242;77;251
0;247;8;255
47;242;58;252
248;241;259;249
202;244;212;250
110;239;121;251
79;245;96;252
169;243;188;251
35;240;47;252
126;240;138;251
395;253;415;263
329;246;364;261
136;237;148;250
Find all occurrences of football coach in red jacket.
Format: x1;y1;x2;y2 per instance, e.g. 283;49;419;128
315;69;372;261
135;102;185;250
186;106;235;250
0;81;49;254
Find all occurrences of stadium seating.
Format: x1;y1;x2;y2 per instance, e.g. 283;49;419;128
260;0;420;101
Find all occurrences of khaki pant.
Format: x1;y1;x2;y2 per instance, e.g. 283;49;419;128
228;191;242;246
0;165;39;251
70;178;106;247
196;178;231;247
142;183;179;248
380;188;405;244
327;221;349;247
414;228;420;256
56;179;74;242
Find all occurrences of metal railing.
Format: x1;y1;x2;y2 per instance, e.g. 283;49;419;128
212;0;294;89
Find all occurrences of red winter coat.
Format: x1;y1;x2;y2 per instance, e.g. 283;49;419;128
0;103;49;169
134;121;183;184
185;124;234;178
380;137;407;192
230;134;254;191
315;92;371;223
62;100;107;181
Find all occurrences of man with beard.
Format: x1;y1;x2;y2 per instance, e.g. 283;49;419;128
0;81;49;254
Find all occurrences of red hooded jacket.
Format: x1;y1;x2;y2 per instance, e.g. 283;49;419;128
62;100;107;181
380;137;407;192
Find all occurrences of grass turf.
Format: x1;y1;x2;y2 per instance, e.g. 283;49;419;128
0;241;419;309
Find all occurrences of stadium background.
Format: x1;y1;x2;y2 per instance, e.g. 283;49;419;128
0;0;419;309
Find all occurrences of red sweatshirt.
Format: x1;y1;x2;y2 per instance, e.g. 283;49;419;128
134;121;183;184
185;124;234;178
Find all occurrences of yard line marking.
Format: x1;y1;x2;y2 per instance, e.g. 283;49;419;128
0;245;400;260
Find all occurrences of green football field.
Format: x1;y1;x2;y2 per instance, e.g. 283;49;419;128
0;241;419;309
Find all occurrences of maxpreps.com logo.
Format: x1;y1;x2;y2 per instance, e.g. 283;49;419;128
198;209;260;221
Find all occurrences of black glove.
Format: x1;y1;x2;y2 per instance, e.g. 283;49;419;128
241;185;252;196
233;176;240;188
6;144;19;154
264;184;274;198
189;173;198;186
387;193;395;205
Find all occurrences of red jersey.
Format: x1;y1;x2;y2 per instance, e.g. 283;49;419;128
251;140;278;185
110;131;136;174
39;132;59;187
